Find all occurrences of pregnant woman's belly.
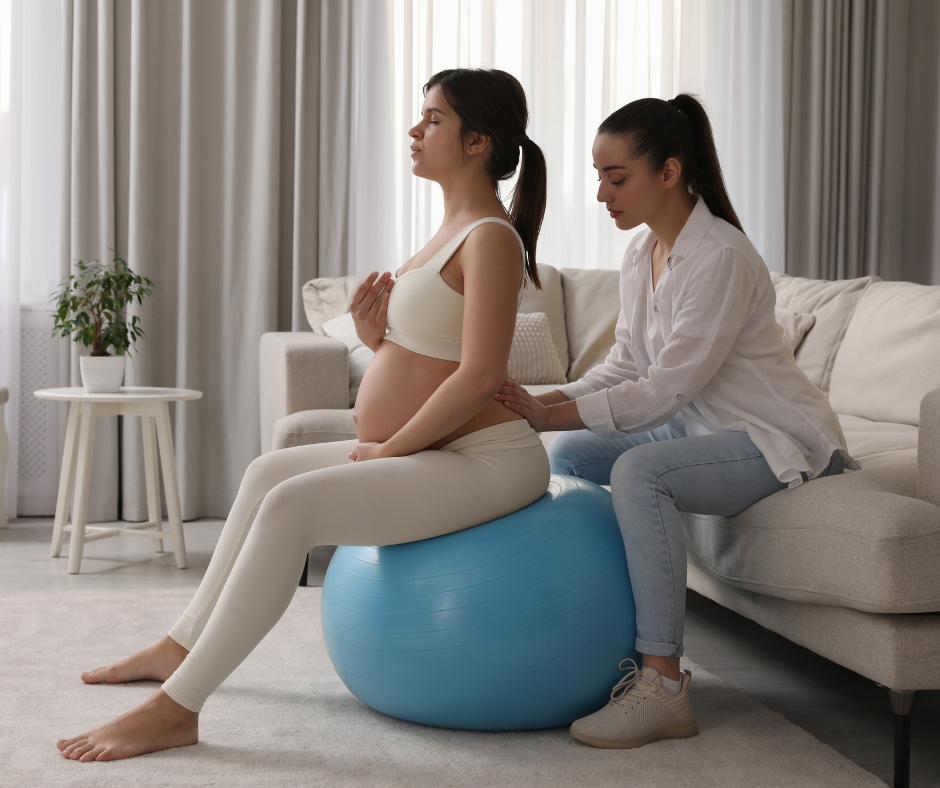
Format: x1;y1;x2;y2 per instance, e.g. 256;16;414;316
354;340;524;448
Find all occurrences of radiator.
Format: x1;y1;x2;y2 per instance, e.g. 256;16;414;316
17;307;63;516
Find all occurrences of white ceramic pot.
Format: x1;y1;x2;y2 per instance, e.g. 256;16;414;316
80;355;126;393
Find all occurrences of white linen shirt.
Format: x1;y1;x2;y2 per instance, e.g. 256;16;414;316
557;197;857;488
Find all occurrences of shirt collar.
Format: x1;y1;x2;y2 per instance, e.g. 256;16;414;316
631;194;715;269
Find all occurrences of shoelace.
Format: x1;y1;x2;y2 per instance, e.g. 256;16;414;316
608;658;658;711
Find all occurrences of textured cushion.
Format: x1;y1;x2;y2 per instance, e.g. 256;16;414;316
322;312;374;407
770;272;878;394
519;264;569;374
774;308;815;353
302;275;365;334
681;462;940;614
509;312;567;385
829;281;940;426
559;268;621;382
839;414;918;469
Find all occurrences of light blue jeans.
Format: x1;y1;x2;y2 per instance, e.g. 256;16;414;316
548;418;844;658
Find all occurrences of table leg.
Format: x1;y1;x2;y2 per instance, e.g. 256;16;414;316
68;402;99;574
51;402;81;558
155;401;187;569
141;415;164;553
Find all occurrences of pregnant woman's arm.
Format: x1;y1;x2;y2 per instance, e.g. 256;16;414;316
372;224;522;460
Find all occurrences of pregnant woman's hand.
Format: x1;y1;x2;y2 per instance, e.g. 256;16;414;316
348;442;386;462
350;271;394;352
494;378;551;431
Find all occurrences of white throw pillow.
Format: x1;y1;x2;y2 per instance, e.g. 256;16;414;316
510;312;568;385
774;308;816;354
322;312;374;407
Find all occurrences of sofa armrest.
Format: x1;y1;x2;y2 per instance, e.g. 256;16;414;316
259;332;349;454
918;387;940;507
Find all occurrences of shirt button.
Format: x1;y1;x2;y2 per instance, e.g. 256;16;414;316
653;305;659;312
676;394;683;400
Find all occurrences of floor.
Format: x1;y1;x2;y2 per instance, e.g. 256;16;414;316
2;518;937;787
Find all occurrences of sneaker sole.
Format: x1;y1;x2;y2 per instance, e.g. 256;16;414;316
569;719;699;749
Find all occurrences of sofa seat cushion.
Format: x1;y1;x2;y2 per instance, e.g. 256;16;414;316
839;415;919;468
272;409;357;451
681;461;940;614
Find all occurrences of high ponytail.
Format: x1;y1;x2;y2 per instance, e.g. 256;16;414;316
598;94;743;233
425;68;546;289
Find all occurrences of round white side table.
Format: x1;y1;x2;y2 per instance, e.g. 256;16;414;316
34;387;203;574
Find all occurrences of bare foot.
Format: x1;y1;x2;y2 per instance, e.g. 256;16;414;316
57;689;198;761
81;635;189;684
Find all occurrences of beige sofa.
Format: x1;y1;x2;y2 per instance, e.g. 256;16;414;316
259;265;939;785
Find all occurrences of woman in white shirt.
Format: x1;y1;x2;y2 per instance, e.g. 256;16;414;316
496;94;855;750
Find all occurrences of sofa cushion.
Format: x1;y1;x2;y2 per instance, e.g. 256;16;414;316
681;461;940;614
774;308;815;353
509;312;567;384
839;414;918;468
829;281;940;426
305;266;568;363
559;268;621;382
519;264;568;373
272;409;357;450
302;275;366;334
770;272;878;394
322;312;374;407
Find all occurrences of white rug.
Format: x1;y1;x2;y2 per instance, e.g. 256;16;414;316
1;588;885;788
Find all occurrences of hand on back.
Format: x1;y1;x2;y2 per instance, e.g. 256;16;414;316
351;272;394;352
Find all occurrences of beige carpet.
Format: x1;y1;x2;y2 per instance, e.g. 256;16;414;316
1;588;885;788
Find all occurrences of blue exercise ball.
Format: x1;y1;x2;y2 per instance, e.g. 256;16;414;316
320;475;637;731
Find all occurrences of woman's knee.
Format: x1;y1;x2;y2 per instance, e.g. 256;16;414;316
546;430;594;476
611;443;660;491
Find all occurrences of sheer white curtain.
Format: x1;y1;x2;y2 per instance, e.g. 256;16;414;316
676;0;789;273
0;0;67;521
0;0;19;522
388;0;787;273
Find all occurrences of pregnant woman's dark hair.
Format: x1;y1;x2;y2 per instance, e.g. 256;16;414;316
599;94;743;233
425;68;547;289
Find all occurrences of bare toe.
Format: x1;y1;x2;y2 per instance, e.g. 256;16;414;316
61;737;87;757
70;742;95;760
81;668;107;684
79;744;106;762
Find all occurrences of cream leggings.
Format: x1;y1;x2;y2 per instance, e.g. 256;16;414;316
161;420;550;713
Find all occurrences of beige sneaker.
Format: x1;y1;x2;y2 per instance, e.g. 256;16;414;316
570;659;698;749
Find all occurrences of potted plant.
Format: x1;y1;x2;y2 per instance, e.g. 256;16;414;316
50;255;155;393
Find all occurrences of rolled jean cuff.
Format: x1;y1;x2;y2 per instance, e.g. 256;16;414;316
635;637;684;658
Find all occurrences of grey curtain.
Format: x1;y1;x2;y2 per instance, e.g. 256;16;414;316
785;0;909;280
60;0;377;520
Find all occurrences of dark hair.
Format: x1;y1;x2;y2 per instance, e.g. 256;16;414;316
424;68;546;289
598;94;743;233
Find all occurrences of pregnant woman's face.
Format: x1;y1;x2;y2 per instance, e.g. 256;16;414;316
592;133;683;232
408;86;465;183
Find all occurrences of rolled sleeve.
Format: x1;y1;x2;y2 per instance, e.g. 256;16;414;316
574;389;621;438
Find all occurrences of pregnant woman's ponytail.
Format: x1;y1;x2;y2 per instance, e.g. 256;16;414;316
424;69;547;289
598;94;743;233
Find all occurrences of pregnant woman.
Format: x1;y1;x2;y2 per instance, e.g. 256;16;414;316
57;68;550;762
496;94;855;749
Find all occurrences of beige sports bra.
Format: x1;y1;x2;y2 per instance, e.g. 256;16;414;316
385;217;526;362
